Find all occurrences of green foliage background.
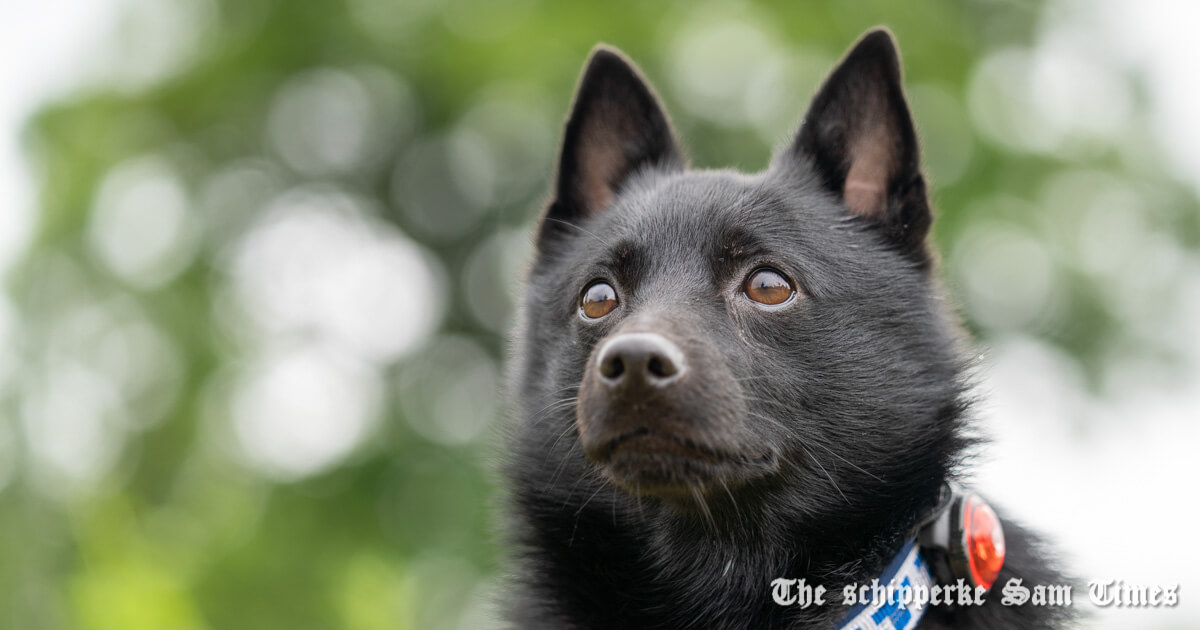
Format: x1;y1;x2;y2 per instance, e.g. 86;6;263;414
2;0;1196;628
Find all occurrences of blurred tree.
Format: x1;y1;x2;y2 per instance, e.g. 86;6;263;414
1;0;1196;629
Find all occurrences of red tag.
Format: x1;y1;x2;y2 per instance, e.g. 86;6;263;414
964;495;1006;590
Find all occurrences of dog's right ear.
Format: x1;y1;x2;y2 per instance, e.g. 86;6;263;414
536;46;683;252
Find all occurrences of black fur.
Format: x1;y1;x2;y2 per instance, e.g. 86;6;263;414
503;28;1075;629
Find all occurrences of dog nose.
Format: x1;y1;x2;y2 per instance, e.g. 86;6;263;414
595;332;686;388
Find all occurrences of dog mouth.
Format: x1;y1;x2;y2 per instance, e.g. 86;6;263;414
590;428;778;497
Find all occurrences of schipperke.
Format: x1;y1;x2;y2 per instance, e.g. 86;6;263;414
503;28;1075;629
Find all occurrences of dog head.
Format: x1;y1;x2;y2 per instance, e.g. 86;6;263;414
517;29;964;527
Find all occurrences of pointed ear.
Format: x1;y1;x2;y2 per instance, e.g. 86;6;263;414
537;45;683;251
788;29;932;266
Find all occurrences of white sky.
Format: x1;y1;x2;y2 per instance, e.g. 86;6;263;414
0;0;122;275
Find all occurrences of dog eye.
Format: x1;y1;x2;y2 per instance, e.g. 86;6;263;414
580;281;619;319
743;268;795;306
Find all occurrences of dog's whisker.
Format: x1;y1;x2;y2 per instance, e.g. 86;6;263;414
574;484;607;518
690;485;717;532
719;477;741;522
798;442;849;505
544;420;579;458
543;217;613;248
549;439;584;490
807;438;884;483
530;396;579;422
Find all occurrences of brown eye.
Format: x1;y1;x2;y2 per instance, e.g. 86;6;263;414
743;268;795;306
580;281;618;319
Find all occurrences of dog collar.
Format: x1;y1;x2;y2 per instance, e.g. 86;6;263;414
834;539;934;630
833;488;1006;630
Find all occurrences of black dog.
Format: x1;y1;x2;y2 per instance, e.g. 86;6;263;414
504;29;1075;629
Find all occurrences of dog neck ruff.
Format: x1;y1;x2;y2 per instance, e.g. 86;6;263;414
833;487;1006;630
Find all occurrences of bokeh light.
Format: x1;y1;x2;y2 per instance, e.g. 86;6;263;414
87;155;200;289
226;187;444;364
230;341;382;481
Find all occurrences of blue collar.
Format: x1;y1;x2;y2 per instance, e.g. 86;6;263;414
834;539;935;630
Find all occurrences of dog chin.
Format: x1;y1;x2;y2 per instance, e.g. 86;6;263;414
595;431;778;501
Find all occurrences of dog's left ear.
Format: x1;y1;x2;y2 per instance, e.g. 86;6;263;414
785;29;932;267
